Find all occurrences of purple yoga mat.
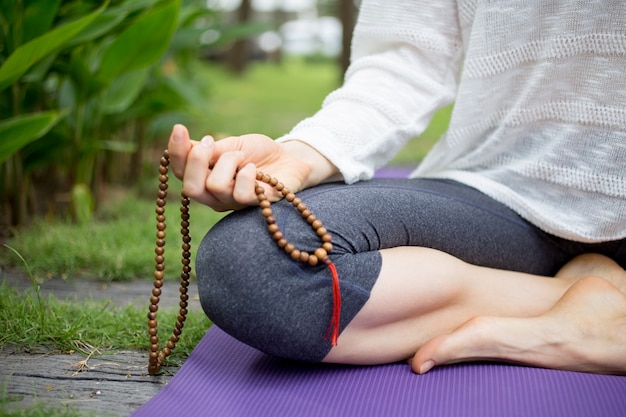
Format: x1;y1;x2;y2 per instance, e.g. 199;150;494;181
133;326;626;417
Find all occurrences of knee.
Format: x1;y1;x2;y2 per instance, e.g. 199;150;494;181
194;209;333;362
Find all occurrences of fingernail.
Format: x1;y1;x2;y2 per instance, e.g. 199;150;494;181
419;360;435;374
172;125;183;141
201;135;214;147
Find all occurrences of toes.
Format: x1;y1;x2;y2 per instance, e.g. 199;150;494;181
412;316;514;374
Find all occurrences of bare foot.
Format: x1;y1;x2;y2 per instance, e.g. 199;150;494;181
411;275;626;375
555;253;626;294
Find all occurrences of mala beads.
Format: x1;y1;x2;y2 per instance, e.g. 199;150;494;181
148;151;192;375
148;150;341;375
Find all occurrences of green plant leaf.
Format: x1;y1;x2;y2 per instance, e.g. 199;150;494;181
67;0;159;48
102;68;150;114
0;3;106;91
97;0;181;81
0;111;62;164
22;0;62;43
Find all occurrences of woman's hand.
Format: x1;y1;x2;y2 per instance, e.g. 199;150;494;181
167;124;337;212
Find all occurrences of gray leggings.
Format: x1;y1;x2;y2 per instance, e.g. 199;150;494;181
196;178;626;362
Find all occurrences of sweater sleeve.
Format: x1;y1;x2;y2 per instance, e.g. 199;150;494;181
276;0;464;183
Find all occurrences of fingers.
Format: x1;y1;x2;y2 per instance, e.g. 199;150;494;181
166;125;280;211
182;135;216;204
205;150;259;210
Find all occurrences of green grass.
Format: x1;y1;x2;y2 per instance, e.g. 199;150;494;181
0;400;83;417
1;181;225;281
0;281;210;363
187;57;341;139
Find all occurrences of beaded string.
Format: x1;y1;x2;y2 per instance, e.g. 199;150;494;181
148;149;341;375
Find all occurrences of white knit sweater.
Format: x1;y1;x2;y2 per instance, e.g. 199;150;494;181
278;0;626;242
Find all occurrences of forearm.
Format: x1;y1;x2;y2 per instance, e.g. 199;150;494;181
277;0;462;184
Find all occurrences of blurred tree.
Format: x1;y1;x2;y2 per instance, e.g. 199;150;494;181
338;0;356;75
227;0;252;74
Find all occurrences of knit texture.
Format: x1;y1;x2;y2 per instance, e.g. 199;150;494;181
278;0;626;242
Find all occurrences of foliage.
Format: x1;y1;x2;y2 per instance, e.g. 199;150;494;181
0;0;217;226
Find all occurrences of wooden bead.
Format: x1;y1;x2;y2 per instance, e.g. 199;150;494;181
308;255;319;266
314;248;327;260
284;243;295;254
290;249;301;260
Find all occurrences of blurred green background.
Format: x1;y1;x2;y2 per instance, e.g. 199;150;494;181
0;0;451;280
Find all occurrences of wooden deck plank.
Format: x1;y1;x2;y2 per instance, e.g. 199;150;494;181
0;346;176;416
1;270;195;416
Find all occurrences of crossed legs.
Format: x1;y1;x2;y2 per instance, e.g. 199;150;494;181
197;178;626;374
323;249;626;375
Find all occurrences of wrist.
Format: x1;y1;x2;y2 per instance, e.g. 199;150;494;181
281;140;339;189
